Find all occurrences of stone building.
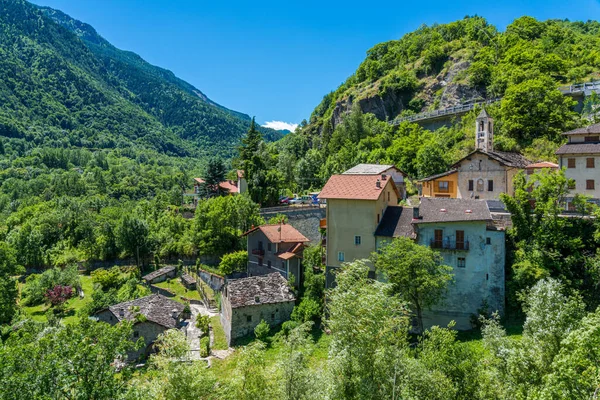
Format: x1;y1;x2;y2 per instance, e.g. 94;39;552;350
318;173;401;286
419;109;531;200
556;122;600;209
375;198;505;330
95;294;185;360
220;273;295;345
142;266;177;284
180;273;196;290
242;223;309;286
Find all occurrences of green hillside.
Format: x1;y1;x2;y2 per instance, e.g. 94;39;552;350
270;16;600;191
0;0;280;158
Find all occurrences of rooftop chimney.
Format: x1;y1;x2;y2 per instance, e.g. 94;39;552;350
413;207;420;220
119;308;125;317
376;179;381;188
171;309;179;319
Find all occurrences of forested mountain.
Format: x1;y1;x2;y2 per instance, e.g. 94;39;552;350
0;0;280;158
269;16;600;191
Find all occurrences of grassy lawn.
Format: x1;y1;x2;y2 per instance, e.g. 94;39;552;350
21;275;94;325
210;315;228;350
154;279;201;303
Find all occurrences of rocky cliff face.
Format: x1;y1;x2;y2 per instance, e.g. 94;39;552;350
329;53;483;129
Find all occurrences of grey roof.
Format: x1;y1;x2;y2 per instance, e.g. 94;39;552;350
486;199;507;213
226;273;295;309
556;142;600;155
374;206;416;238
477;108;490;119
562;122;600;136
454;149;531;169
413;198;492;224
418;169;458;182
106;294;184;329
181;273;196;285
343;164;406;176
142;266;176;282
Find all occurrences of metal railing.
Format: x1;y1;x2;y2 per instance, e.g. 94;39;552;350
391;98;501;125
430;239;470;251
559;80;600;94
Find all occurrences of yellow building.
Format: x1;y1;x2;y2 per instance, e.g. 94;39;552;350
418;170;459;198
318;174;400;285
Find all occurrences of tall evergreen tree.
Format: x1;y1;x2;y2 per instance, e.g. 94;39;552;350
203;157;227;195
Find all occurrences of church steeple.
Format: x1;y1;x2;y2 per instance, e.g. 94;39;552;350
475;108;493;152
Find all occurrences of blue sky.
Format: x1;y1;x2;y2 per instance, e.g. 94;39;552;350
31;0;600;131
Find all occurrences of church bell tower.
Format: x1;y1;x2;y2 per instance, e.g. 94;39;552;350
475;108;493;152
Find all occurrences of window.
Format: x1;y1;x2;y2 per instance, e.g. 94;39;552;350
247;315;252;322
433;229;443;248
258;257;263;266
457;257;466;268
267;242;272;252
456;230;465;250
267;260;272;268
488;121;492;132
488;180;494;192
387;192;390;202
585;136;600;142
354;236;361;245
567;202;576;211
438;181;449;193
587;158;595;168
468;180;474;191
486;237;491;245
479;121;484;131
133;331;139;338
568;158;576;168
587;180;595;190
271;313;275;320
338;252;345;262
569;180;576;190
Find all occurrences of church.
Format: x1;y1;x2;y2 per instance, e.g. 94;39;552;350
418;109;532;200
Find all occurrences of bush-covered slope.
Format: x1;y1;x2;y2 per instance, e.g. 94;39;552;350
0;0;280;158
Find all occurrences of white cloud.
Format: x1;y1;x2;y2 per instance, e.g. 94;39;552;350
262;121;298;132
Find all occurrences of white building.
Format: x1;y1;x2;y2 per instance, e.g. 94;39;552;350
556;122;600;208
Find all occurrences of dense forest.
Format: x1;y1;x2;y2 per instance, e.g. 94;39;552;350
0;0;280;159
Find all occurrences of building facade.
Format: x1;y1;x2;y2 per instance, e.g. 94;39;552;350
556;122;600;208
220;273;295;345
243;223;309;286
419;109;530;200
375;198;505;330
318;174;400;285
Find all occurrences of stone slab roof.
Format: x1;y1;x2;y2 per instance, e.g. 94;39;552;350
319;175;399;200
106;294;184;329
453;150;531;169
374;206;416;238
181;273;196;285
413;198;492;224
225;273;295;309
243;224;309;243
562;122;600;136
343;163;406;176
142;266;176;282
556;142;600;155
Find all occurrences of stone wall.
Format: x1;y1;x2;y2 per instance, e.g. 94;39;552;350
198;269;225;292
149;284;176;297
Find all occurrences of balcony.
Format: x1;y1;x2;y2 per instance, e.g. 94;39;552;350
251;248;265;256
430;239;469;251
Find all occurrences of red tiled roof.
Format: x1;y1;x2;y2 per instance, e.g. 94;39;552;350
318;175;397;200
194;178;239;193
525;162;559;169
243;224;309;243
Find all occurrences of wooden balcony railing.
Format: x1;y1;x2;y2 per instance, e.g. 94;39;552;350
430;239;469;251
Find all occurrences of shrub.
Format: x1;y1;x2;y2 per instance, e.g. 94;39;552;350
292;297;322;323
254;319;270;342
196;314;210;337
280;320;300;337
22;266;80;306
183;303;191;315
44;285;73;307
218;251;248;275
91;266;123;290
199;336;210;357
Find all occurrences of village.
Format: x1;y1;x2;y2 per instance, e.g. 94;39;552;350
80;113;600;364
